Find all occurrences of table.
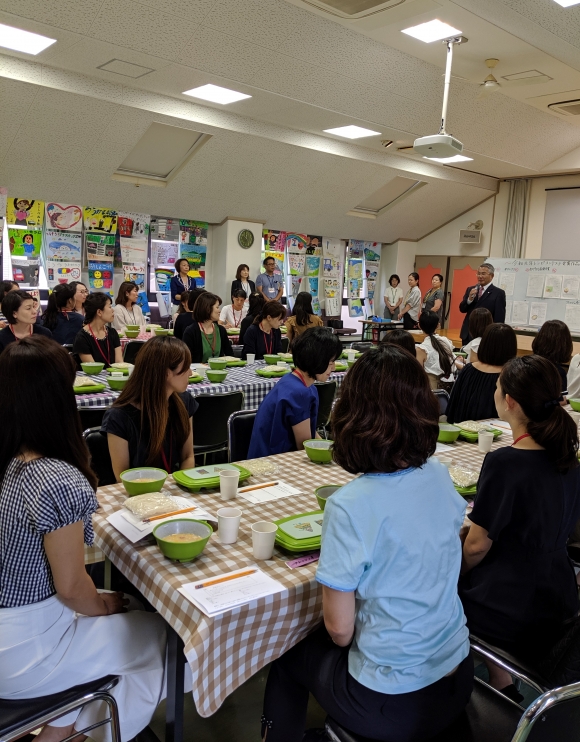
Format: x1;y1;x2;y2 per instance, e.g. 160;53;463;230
119;330;151;350
359;319;404;342
92;429;511;728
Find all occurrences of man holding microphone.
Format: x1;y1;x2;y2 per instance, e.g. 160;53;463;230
459;262;506;344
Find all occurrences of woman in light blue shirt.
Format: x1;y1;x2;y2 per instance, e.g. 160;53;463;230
261;344;472;742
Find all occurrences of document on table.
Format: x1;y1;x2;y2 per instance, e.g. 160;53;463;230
107;496;216;543
237;480;302;504
435;442;454;453
511;301;529;325
543;274;563;299
528;302;547;326
526;274;545;298
178;567;286;617
565;304;580;332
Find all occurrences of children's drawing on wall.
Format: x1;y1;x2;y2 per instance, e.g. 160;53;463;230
83;208;118;234
45;203;83;231
9;228;42;257
7;198;44;227
44;230;82;261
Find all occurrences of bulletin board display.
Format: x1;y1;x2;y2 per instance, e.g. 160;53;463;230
492;258;580;332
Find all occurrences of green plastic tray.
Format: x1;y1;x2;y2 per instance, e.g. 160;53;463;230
172;464;252;492
188;375;204;383
273;510;324;550
256;368;292;378
333;363;348;372
74;383;106;394
458;428;502;443
225;360;247;367
454;484;477;496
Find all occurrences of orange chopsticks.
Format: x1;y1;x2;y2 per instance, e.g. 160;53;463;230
143;506;197;523
237;481;278;494
195;569;256;590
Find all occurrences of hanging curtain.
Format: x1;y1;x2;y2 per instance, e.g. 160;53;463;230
503;179;530;258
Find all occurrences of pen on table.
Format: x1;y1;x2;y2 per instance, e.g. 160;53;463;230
195;569;257;589
143;506;197;523
237;481;278;494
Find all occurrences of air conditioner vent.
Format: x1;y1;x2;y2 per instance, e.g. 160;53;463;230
295;0;406;19
548;99;580;116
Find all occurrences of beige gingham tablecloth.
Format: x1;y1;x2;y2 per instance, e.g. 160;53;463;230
91;427;512;717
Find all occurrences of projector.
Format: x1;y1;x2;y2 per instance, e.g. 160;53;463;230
413;134;464;158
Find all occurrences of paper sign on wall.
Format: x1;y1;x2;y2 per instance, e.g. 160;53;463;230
7;197;44;226
46;261;82;287
180;220;208;245
9;228;42;257
84;207;117;234
11;257;39;286
120;237;147;264
45;203;83;231
86;233;115;261
152;241;179;266
44;230;82;261
88;261;114;290
155;268;173;292
151;217;180;241
289;254;305;276
117;212;150;238
348;299;364;317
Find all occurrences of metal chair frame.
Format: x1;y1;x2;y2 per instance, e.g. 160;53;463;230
227;409;258;462
1;679;121;742
194;391;245;465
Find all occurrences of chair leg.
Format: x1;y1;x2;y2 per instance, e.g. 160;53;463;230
99;692;122;742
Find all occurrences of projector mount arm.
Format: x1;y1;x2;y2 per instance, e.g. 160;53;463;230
439;35;468;136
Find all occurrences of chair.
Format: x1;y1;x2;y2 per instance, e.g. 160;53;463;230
84;428;116;487
433;389;450;416
350;341;373;353
193;392;245;465
325;675;580;742
0;675;121;742
227;409;257;462
79;408;106;432
281;337;290;353
63;344;74;354
231;344;244;359
123;340;145;365
315;381;337;439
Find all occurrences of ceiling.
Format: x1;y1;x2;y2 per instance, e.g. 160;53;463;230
2;0;580;240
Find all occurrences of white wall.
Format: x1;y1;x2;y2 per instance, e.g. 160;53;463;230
415;196;496;258
525;174;580;259
207;219;264;300
378;240;417;306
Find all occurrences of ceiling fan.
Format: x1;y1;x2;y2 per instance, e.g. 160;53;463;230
477;58;551;99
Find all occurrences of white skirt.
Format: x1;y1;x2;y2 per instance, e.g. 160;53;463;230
0;595;189;742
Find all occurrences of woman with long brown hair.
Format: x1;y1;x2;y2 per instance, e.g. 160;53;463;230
113;280;147;332
102;336;197;480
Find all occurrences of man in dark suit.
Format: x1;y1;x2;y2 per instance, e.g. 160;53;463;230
459;262;506;344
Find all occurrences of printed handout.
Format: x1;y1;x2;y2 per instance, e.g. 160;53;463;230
528;302;547;326
543;274;563;299
498;273;515;297
562;276;580;300
505;300;513;324
511;300;529;325
565;304;580;331
526;274;545;298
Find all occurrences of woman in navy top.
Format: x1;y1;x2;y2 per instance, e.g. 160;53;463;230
42;283;83;345
170;259;196;308
241;301;286;361
0;290;52;352
261;345;472;742
248;327;342;458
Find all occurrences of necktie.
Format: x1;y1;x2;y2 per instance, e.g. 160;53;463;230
478;285;484;299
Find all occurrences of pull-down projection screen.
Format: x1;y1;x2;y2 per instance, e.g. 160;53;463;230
542;188;580;260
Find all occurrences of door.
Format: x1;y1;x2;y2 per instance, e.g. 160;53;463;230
414;255;449;327
447;257;486;332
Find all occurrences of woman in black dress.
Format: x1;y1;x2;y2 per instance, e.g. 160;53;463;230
446;323;517;424
230;263;255;304
531;319;572;396
461;355;580;698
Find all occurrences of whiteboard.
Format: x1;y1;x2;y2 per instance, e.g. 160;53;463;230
492;258;580;333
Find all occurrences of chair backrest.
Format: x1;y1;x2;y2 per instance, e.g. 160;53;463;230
228;409;258;462
433;389;450;415
123;340;145;365
516;682;580;741
351;341;373;352
193;392;245;448
84;428;116;487
281;336;290;353
79;408;106;432
315;381;337;429
231;344;244;359
63;344;74;354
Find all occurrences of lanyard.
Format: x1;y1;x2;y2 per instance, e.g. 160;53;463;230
9;324;32;341
232;308;242;327
125;306;136;324
512;433;531;446
265;274;276;289
160;432;173;472
293;369;308;386
260;323;273;355
199;322;217;354
389;287;398;303
179;275;191;291
87;324;111;364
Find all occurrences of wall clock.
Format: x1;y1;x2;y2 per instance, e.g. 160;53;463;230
238;229;254;248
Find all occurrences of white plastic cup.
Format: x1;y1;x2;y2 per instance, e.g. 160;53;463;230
346;349;356;361
246;353;256;364
217;507;242;544
219;469;240;500
251;521;278;560
478;431;494;453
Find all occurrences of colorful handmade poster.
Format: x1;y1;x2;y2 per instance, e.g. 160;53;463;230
364;243;381;262
348;259;363;281
180;220;208;245
46;261;82;288
367;280;376;300
117;212;150;238
348;279;361;298
44;230;82;261
45;203;82;231
151;217;180;241
181;242;206;267
322;237;343;259
324;278;340;297
120;237;147;265
348;240;364;259
312;297;321;315
305;256;320;277
122;264;146;286
83;207;117;234
348;299;364;318
86;233;115;261
305;277;318;295
323;257;341;278
306;235;322;256
7;198;44;227
263;230;287;253
9;228;42;257
88;261;114;291
136;291;150;314
285;233;308;254
265;250;285;278
0;187;7;219
289;254;305;277
155;268;173;292
11;257;39;286
291;277;301;297
152;241;179;266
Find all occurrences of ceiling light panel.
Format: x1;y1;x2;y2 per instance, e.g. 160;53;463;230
323;125;381;139
423;154;473;163
182;84;251;104
401;19;462;43
0;23;56;54
552;0;580;6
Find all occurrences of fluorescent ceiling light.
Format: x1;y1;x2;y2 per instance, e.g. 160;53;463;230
0;23;56;54
552;0;580;6
323;125;381;139
424;154;473;163
402;19;462;43
182;84;251;104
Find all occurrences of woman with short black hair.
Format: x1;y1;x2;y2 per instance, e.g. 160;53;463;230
0;290;52;352
0;280;19;329
383;274;403;321
261;344;472;742
398;273;421;330
231;264;255;304
422;274;445;322
182;292;233;363
41;283;83;345
447;323;517;424
532;319;573;395
72;292;122;366
242;300;286;360
170;258;196;311
174;288;205;340
461;308;493;364
219;289;248;329
69;281;88;317
248;327;342;458
239;292;265;345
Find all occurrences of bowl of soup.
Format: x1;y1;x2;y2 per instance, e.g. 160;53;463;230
154;328;169;336
208;358;227;370
107;376;128;391
264;354;279;365
304;439;334;464
314;484;342;510
153;519;213;562
126;325;140;332
81;362;105;375
120;467;168;496
206;369;228;383
125;329;140;338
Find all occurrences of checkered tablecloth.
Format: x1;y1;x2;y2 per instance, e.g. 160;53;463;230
91;428;512;718
75;370;119;409
187;362;347;410
119;331;151;349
